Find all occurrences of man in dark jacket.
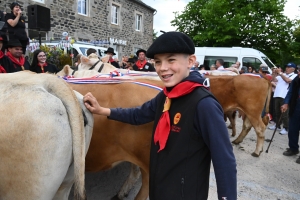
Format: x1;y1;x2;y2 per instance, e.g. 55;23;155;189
104;47;119;68
83;32;237;200
281;67;300;164
5;39;30;72
133;49;155;72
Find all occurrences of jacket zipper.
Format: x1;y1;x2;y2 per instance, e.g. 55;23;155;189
181;177;185;198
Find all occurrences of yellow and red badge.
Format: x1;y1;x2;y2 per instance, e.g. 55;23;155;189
174;113;181;125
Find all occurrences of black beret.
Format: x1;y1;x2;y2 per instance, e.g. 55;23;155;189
146;32;195;59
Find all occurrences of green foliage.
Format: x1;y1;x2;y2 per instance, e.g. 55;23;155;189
39;45;72;70
153;29;158;42
171;0;293;64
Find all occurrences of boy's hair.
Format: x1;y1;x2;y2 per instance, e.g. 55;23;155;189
216;59;224;65
146;32;195;59
86;48;97;56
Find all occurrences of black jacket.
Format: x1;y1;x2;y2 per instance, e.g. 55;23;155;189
30;63;59;74
133;62;155;72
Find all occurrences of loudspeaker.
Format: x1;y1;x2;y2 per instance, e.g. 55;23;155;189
27;5;51;31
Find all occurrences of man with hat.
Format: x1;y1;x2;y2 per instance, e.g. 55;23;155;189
269;62;297;135
83;31;237;200
5;2;29;54
281;64;300;163
5;39;30;72
104;47;120;68
0;36;11;73
132;49;155;72
259;64;272;80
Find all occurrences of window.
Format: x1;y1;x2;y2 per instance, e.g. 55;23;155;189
204;56;237;68
136;14;142;31
242;57;262;70
261;57;276;69
32;0;45;3
78;0;87;15
111;4;119;25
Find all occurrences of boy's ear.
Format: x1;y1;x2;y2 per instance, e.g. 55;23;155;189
188;54;196;68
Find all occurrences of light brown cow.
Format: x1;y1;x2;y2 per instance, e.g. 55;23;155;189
67;74;271;199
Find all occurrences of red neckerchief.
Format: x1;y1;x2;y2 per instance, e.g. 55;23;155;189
154;81;204;152
109;58;115;63
0;65;6;73
135;60;147;69
0;50;4;59
38;62;48;73
6;51;25;70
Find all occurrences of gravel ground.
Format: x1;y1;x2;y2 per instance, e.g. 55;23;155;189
70;118;300;200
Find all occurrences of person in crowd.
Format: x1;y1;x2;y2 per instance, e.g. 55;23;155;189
191;60;199;70
125;57;134;70
104;47;120;68
259;64;272;80
269;62;297;135
83;31;237;200
199;64;205;70
72;54;82;70
269;66;278;123
215;59;224;70
0;36;10;73
239;66;247;74
0;9;7;52
5;2;28;54
132;49;155;72
236;61;241;69
5;39;30;72
86;48;97;56
231;63;238;69
120;55;128;69
281;66;300;163
29;49;59;73
210;64;216;70
248;65;255;73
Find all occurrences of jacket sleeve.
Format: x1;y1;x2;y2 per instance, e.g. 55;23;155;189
284;80;294;104
108;92;162;125
195;96;237;200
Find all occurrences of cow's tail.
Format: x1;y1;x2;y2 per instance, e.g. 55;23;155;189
45;74;86;199
262;80;272;126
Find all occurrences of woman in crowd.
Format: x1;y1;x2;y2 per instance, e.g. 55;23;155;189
30;49;59;73
5;2;28;54
248;65;255;73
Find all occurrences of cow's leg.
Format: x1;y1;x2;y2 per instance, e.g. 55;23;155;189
53;163;75;200
117;164;141;199
251;119;266;157
134;167;149;200
226;111;237;137
232;116;252;144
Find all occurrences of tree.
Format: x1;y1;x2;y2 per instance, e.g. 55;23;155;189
171;0;293;64
153;29;158;42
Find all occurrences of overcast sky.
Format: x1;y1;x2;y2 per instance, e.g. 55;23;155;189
142;0;300;37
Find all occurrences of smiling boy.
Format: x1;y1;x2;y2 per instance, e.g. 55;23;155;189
84;32;237;199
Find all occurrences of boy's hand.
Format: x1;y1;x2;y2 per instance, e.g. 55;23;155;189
83;92;102;115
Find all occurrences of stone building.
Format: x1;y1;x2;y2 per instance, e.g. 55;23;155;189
0;0;156;58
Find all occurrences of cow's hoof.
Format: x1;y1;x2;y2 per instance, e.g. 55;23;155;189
232;140;241;145
251;150;262;157
231;134;236;137
228;124;232;129
111;195;121;200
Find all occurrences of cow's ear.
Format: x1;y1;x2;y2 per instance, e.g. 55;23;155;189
81;56;89;64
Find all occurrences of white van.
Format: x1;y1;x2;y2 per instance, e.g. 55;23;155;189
28;40;117;58
194;47;276;73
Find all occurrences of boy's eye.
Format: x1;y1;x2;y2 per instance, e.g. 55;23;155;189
168;59;175;62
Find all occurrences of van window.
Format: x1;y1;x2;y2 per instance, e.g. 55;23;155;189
204;56;237;68
242;57;262;70
262;57;275;69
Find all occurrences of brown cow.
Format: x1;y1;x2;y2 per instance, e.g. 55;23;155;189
67;74;270;199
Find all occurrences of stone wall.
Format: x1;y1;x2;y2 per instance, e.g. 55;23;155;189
0;0;155;58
